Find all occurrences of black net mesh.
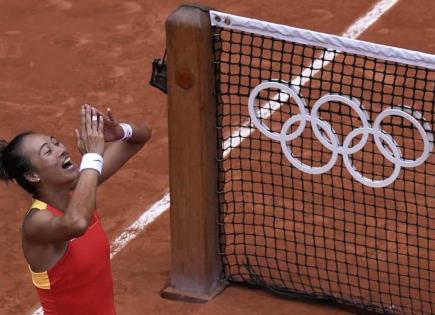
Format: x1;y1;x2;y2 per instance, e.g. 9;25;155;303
213;26;435;314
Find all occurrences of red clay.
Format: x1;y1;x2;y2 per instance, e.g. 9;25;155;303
0;0;433;314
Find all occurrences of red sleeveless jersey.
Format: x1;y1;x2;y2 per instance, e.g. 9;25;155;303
28;199;116;315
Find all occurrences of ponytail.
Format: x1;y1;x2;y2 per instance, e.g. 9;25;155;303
0;139;12;181
0;132;37;194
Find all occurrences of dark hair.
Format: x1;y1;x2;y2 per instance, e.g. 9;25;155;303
0;132;37;194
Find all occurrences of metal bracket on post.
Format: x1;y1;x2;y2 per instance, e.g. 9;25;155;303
150;50;167;94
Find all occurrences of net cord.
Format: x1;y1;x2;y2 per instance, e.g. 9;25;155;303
210;10;435;70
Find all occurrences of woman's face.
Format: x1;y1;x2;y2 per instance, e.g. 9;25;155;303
22;134;80;188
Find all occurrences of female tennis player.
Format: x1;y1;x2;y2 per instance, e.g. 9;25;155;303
0;104;151;314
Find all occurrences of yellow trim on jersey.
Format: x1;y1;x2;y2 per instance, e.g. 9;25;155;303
31;199;47;211
28;199;51;289
28;266;51;290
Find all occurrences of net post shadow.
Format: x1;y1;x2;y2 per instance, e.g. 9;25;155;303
161;4;227;303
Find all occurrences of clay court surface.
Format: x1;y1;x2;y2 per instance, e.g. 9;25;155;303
0;0;434;314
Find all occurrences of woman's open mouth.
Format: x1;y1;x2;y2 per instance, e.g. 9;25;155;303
62;157;75;170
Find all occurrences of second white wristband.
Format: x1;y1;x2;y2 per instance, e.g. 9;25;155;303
79;153;104;175
119;123;133;141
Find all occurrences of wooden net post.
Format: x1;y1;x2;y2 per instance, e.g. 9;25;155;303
161;4;226;303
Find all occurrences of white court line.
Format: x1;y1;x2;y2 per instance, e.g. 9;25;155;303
110;193;170;259
30;1;398;313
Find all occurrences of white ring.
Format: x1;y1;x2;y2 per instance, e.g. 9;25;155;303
280;114;339;175
248;81;307;142
92;115;98;121
373;107;433;168
342;127;402;188
247;81;433;188
311;94;370;154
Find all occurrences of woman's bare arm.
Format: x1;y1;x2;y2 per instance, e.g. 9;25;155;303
99;122;151;184
23;106;105;243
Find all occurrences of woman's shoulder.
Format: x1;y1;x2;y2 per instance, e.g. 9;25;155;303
22;198;44;218
22;200;52;237
23;199;48;220
25;199;48;217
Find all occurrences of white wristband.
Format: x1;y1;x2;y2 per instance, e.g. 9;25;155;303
119;123;133;141
80;153;104;175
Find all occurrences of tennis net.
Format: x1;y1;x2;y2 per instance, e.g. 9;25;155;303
211;10;435;314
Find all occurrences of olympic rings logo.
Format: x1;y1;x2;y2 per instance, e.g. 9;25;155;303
248;81;434;188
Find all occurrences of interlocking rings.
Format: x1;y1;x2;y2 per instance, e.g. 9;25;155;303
248;81;434;188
